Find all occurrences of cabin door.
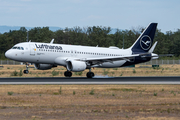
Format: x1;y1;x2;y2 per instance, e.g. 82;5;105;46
29;44;35;56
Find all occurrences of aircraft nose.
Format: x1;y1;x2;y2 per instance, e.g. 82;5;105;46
5;50;11;59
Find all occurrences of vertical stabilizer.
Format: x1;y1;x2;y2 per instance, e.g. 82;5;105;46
130;23;157;54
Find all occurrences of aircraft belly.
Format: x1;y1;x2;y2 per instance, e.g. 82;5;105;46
100;60;126;68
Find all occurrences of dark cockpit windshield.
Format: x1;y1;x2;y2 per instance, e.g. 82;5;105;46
12;46;24;50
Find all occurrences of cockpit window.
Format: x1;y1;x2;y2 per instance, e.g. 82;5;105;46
12;46;24;50
12;47;17;49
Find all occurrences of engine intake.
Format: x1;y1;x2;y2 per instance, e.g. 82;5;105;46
67;61;86;72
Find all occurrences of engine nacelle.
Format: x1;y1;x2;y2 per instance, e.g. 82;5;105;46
67;61;86;72
34;63;57;70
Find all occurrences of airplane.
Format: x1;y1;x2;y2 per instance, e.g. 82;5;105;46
5;23;159;78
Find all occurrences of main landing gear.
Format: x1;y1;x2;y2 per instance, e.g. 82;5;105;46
86;68;94;78
86;72;94;78
63;69;94;78
64;71;72;77
23;63;29;74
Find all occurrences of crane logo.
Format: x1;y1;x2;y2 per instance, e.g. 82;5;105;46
140;35;152;50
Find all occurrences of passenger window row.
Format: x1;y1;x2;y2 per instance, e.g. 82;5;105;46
39;49;122;56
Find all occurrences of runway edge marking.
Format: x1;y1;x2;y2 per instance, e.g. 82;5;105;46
1;82;180;85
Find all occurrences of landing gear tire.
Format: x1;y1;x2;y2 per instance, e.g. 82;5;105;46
86;72;94;78
23;70;29;74
23;63;29;74
64;71;72;77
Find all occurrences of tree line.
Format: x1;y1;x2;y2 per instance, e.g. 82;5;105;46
0;26;180;59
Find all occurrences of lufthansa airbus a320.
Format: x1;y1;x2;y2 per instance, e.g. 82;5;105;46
5;23;158;78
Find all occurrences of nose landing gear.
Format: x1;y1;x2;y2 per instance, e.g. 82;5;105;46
23;70;29;74
23;63;29;74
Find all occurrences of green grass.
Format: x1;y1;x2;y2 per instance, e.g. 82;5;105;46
120;73;123;76
74;71;83;76
52;70;59;76
8;92;13;95
11;70;18;76
18;70;23;76
10;70;23;76
108;88;136;92
103;69;109;75
133;69;136;73
73;90;75;95
170;91;174;94
53;92;59;95
113;68;118;70
89;89;94;95
59;86;62;94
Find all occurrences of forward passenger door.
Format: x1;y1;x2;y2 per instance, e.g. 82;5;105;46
29;44;35;56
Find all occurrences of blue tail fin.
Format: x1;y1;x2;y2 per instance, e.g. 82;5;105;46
131;23;158;54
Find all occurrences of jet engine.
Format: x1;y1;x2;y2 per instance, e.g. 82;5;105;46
67;61;86;72
34;63;57;70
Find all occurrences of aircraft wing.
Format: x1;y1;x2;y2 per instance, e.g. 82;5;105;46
73;53;158;65
74;54;140;63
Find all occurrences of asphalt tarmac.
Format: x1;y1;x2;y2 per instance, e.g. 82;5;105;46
0;76;180;84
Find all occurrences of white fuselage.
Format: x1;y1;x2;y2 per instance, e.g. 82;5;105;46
5;42;132;68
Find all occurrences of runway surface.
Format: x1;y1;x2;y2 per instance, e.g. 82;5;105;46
0;76;180;84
